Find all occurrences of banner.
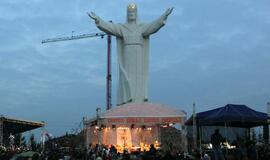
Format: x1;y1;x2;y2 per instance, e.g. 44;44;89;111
104;117;184;125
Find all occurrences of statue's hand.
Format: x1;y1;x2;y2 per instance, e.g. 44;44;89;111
87;11;98;21
165;7;174;16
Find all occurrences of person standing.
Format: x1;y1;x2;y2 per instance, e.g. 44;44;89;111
211;129;225;160
247;141;258;160
8;133;15;150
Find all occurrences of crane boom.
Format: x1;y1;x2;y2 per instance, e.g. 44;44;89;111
41;32;106;44
41;31;112;110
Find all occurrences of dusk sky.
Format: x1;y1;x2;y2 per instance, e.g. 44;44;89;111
0;0;269;136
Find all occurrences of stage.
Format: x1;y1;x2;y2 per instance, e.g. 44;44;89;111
84;103;186;152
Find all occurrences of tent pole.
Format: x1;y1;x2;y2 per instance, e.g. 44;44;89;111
225;123;228;159
199;126;202;158
267;102;270;143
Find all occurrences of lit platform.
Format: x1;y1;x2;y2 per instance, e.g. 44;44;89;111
84;103;186;152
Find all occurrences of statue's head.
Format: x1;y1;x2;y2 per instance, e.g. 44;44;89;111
127;3;137;23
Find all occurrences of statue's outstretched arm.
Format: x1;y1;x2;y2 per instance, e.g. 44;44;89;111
163;8;174;21
142;7;173;36
87;12;122;37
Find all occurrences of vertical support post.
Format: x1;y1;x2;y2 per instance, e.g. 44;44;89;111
157;124;161;144
83;117;87;147
96;107;101;149
41;127;46;153
0;117;3;146
246;128;251;140
192;103;197;149
225;123;229;158
267;102;270;117
263;102;270;143
106;34;112;110
267;102;270;143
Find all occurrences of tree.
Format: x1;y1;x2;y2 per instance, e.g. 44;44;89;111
20;135;27;147
14;133;27;148
14;133;22;146
29;134;37;151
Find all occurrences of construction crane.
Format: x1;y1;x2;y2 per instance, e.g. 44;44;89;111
42;31;112;110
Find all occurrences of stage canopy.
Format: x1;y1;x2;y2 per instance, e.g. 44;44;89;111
0;116;45;145
185;104;269;128
0;116;45;134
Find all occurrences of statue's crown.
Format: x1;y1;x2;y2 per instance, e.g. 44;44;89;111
127;3;137;12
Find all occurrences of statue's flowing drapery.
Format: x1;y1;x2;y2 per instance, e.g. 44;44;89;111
94;13;168;105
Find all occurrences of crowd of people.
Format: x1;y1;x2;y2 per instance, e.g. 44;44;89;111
0;145;34;160
1;129;270;160
1;141;270;160
80;143;192;160
204;129;270;160
0;142;267;160
0;142;193;160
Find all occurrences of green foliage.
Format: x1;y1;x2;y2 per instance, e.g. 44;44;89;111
14;133;27;147
258;133;263;142
30;133;37;151
45;132;84;150
21;135;26;147
14;133;22;146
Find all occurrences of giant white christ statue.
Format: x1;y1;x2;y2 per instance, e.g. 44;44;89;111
88;3;173;105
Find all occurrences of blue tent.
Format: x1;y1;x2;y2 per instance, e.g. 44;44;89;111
186;104;269;128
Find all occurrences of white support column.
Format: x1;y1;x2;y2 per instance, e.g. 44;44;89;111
83;117;87;148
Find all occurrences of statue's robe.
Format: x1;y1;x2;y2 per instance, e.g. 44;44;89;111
95;16;167;105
